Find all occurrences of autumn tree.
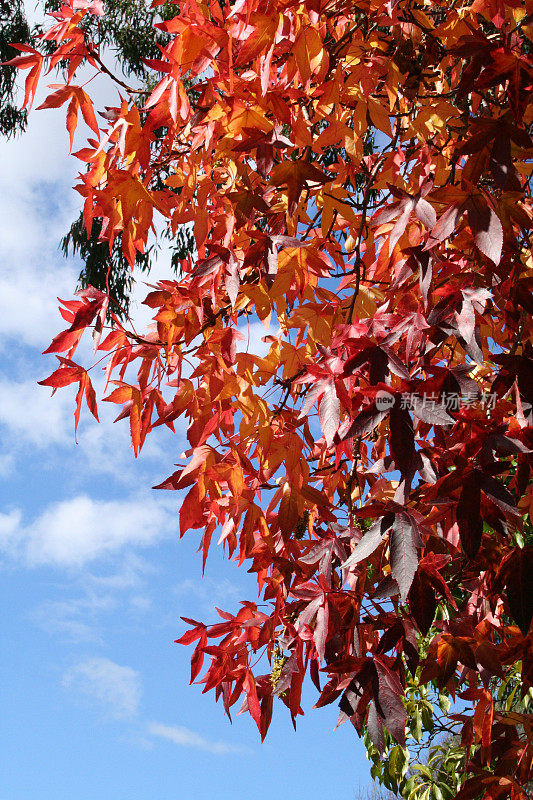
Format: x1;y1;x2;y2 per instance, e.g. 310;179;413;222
0;0;31;136
7;0;533;797
1;0;195;312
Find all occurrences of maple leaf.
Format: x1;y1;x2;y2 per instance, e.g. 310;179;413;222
374;183;436;255
20;0;533;790
293;24;326;86
342;401;389;440
270;161;329;215
456;473;482;560
408;570;438;635
38;85;99;150
389;513;422;603
2;44;43;109
300;534;346;584
234;14;280;66
498;547;533;637
455;115;531;190
342;514;395;569
373;657;407;746
39;359;98;437
426;189;503;264
389;403;415;478
476;48;533;121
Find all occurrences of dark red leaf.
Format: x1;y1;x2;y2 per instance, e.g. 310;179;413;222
343;403;388;439
373;657;407;746
466;195;503;265
409;394;454;426
389;404;415;476
456;472;483;560
366;699;385;753
389;513;420;603
505;547;533;637
408;571;437;635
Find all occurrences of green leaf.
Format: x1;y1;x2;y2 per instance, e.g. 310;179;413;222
438;693;451;714
412;708;423;742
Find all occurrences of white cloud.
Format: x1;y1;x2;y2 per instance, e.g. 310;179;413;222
32;592;116;643
147;722;250;755
0;452;14;477
174;577;241;613
0;493;176;567
63;657;141;718
0;87;80;350
0;372;175;492
0;378;72;447
0;508;21;541
31;554;156;641
0;66;132;354
78;411;173;483
0;264;77;351
129;594;153;612
85;552;155;591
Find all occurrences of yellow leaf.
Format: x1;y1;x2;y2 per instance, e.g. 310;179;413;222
367;97;391;137
294;24;324;86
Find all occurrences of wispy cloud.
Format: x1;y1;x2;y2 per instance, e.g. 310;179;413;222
31;551;156;642
63;657;142;718
0;262;77;352
173;577;241;609
32;592;116;643
0;493;176;567
0;378;73;448
147;722;251;755
0;369;182;493
85;552;155;591
0;452;14;477
0;508;21;540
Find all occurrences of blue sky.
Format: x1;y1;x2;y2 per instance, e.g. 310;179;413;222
0;41;377;800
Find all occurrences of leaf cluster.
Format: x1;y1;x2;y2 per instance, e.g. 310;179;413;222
9;1;533;798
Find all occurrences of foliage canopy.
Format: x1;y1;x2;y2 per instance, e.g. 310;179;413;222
7;0;533;797
0;0;194;311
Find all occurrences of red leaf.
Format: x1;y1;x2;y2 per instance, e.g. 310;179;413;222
243;670;262;733
457;472;483;560
224;253;240;307
270;161;329;215
466;194;503;265
374;187;436;254
409;394;454;426
220;327;245;366
38;85;100;148
389;514;420;603
39;364;82;389
318;382;340;447
43;327;84;355
408;571;437;635
389;403;415;476
502;547;533;637
342;403;389;439
343;514;394;569
425;202;464;249
374;657;407;746
190;630;207;682
278;482;299;538
313;600;329;662
3;44;43;108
